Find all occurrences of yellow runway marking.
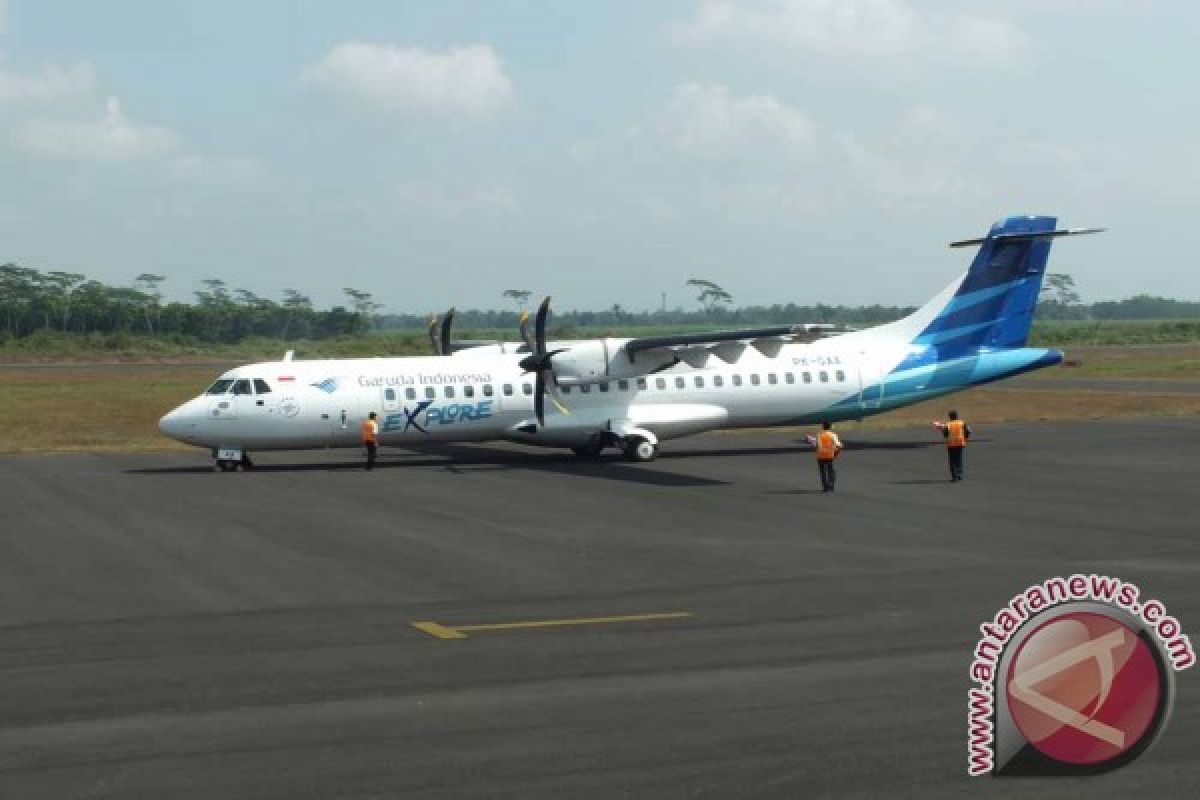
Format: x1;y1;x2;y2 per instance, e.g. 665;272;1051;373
410;611;692;640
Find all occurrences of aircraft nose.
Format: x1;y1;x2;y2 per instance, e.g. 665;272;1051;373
158;406;192;439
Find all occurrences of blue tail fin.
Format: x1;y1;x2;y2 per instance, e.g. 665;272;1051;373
913;215;1060;356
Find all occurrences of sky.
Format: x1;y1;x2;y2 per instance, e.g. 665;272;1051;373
1;0;1198;312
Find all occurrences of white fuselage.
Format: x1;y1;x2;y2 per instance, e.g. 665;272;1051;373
158;329;1053;455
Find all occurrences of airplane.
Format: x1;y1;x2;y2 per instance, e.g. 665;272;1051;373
159;215;1101;471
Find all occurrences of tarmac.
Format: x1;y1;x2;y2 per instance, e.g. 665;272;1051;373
2;417;1199;799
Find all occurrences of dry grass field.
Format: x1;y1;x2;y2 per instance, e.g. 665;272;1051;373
1;356;1198;454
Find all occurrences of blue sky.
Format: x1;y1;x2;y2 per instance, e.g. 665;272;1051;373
1;1;1197;311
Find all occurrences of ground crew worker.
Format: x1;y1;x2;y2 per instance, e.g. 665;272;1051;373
361;411;379;470
933;410;972;481
808;421;843;492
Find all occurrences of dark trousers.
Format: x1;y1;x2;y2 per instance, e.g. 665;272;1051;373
364;442;377;470
818;459;836;491
947;446;964;481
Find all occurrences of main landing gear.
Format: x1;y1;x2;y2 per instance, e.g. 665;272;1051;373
569;432;660;463
623;436;658;463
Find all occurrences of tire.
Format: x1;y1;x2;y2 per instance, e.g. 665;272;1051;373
217;459;237;472
623;437;658;463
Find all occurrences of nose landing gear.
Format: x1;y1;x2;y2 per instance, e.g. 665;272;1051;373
212;449;253;472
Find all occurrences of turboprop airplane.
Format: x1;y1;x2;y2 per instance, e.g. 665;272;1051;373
159;215;1101;470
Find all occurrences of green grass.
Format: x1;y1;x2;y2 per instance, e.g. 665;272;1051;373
5;318;1200;365
1030;319;1200;346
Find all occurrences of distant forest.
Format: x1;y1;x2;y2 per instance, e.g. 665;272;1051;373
3;263;1200;344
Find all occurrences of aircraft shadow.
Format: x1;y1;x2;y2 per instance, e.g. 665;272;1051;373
890;478;953;485
126;443;727;487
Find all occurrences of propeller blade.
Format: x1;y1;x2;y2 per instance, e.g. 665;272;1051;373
533;370;546;426
518;310;533;351
534;296;551;356
427;315;439;355
439;308;455;356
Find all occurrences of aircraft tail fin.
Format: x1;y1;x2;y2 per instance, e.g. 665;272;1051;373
878;216;1102;354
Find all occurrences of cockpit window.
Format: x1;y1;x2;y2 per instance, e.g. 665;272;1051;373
205;379;234;395
232;379;254;396
253;379;272;394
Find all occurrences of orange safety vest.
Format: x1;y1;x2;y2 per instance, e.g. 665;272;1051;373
361;419;378;444
946;419;966;448
816;431;839;460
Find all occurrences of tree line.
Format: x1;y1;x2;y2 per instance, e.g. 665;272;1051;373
0;264;378;343
4;263;1199;345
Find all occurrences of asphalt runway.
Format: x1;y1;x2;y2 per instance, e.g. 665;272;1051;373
2;418;1199;798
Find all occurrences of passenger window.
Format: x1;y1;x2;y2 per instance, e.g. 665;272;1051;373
503;384;514;396
785;372;795;384
636;377;647;390
618;379;630;391
232;379;253;395
580;384;591;393
694;375;704;388
656;377;667;390
483;384;493;397
562;385;571;394
732;375;743;387
750;374;761;386
767;373;777;385
464;385;475;398
835;370;846;382
253;379;272;394
406;387;417;400
425;386;436;399
714;375;724;388
384;388;396;402
522;383;533;396
675;376;686;389
820;371;829;383
803;372;812;384
598;382;609;392
444;386;455;398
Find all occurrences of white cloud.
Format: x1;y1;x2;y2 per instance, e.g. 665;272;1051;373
300;41;513;118
674;0;1026;66
654;83;814;160
16;96;179;162
0;61;96;103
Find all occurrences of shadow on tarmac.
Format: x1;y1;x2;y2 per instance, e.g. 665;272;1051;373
125;443;729;487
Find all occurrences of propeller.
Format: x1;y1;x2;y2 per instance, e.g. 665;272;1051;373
427;314;440;355
427;308;456;355
516;297;568;426
518;310;533;352
439;308;455;356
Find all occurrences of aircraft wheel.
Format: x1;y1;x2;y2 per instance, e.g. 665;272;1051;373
623;437;658;463
216;459;237;472
241;457;254;471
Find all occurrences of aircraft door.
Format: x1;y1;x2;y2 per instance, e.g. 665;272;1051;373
209;378;254;420
858;366;885;409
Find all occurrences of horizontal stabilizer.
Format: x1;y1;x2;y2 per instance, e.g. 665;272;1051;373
948;227;1105;248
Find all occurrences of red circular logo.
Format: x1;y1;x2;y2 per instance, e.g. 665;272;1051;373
1006;611;1163;766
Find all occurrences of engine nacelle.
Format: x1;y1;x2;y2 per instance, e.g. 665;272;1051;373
550;339;676;386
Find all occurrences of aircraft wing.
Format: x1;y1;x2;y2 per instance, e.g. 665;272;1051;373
623;324;850;365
